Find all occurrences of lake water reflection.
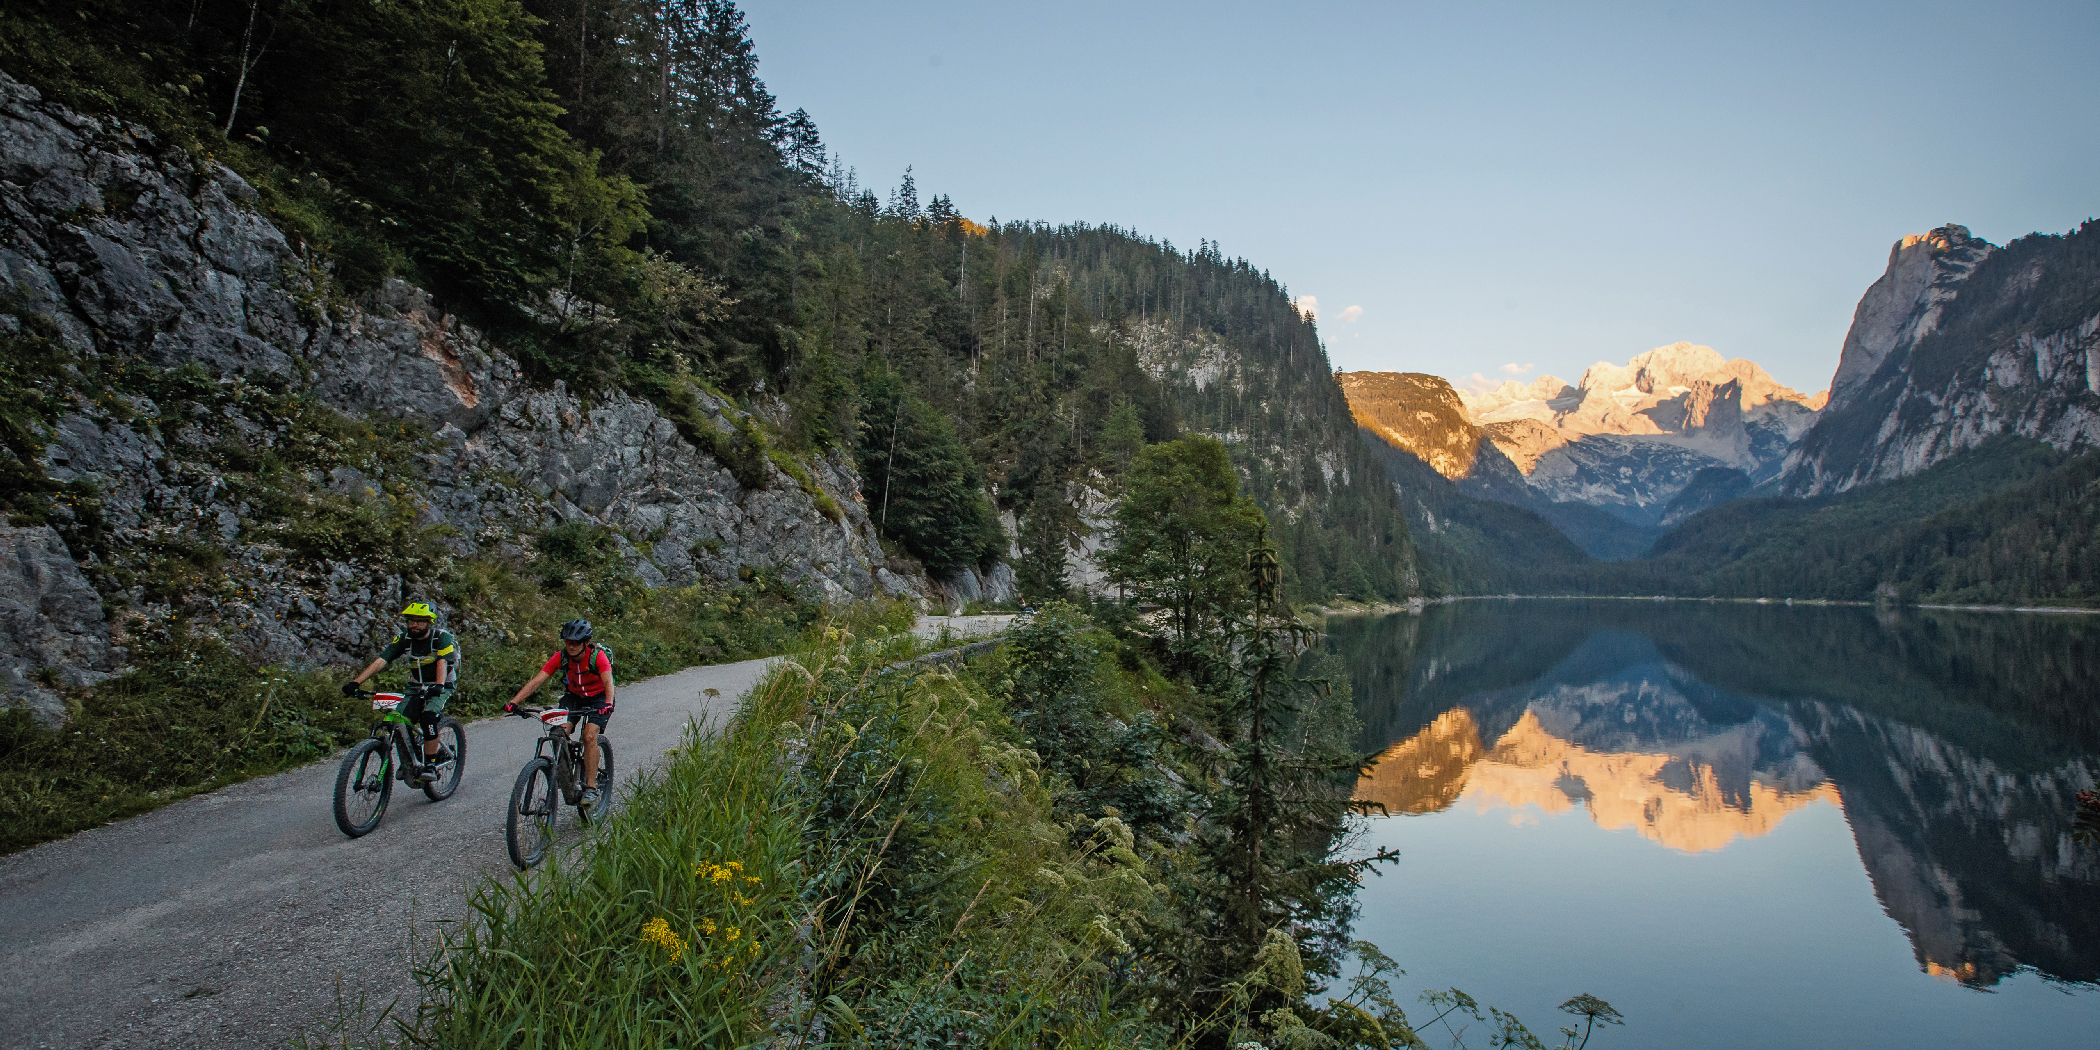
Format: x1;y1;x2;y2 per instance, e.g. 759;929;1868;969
1332;600;2100;1049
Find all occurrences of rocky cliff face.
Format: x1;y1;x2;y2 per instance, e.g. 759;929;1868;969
1783;222;2100;495
0;72;919;723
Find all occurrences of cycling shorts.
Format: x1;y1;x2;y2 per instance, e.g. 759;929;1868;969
562;692;611;730
400;684;454;727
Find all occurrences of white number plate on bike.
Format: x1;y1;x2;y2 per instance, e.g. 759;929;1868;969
538;709;573;724
372;693;405;710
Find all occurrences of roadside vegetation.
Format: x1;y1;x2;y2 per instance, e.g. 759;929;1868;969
420;438;1620;1050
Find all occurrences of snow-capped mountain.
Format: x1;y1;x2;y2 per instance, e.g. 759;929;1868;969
1460;342;1826;514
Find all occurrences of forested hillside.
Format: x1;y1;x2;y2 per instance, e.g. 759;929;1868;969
0;0;1414;602
1500;437;2100;605
1357;433;1593;594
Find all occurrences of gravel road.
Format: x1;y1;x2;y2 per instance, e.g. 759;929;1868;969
0;615;1010;1050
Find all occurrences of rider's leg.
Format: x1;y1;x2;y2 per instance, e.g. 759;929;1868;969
421;688;452;758
581;721;600;788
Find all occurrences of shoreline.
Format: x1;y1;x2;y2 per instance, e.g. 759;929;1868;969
1313;594;2100;617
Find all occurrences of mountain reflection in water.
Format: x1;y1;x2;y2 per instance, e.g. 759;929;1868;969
1332;602;2100;989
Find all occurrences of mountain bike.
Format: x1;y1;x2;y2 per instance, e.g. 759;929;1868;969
503;706;618;869
332;686;466;837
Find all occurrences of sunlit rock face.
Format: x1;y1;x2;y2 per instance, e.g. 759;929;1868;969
1337;372;1484;480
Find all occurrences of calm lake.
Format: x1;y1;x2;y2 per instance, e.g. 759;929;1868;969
1331;599;2100;1050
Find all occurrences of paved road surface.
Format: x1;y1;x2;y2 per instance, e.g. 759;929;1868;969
0;615;1009;1049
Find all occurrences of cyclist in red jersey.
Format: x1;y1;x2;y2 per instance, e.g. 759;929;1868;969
504;619;615;806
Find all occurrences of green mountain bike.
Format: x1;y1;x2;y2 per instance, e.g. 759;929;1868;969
332;686;466;837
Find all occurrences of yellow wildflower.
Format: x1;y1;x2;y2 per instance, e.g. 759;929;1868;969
640;917;685;962
726;926;741;943
699;917;718;936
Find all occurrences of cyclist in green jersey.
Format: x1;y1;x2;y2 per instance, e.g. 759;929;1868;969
344;602;458;781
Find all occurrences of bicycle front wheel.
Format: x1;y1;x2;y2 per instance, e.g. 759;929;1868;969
421;717;466;801
505;756;559;869
333;738;393;837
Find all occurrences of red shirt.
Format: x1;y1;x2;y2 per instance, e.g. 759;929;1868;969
542;646;613;699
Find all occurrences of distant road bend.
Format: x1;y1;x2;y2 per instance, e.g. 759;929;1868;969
0;615;1011;1050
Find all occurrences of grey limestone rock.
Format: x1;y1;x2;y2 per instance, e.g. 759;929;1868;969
0;70;927;708
1785;225;2100;495
0;526;118;725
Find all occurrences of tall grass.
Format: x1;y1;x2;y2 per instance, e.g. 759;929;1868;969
417;618;922;1047
419;617;1172;1048
0;628;357;853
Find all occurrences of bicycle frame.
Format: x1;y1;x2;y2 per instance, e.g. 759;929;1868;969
534;716;589;803
369;694;437;784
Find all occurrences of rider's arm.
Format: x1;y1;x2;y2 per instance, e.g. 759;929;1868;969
597;649;614;709
357;634;409;686
351;656;388;685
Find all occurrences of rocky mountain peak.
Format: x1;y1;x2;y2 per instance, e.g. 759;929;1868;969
1784;218;2100;495
1338;345;1829;550
1900;224;1977;252
1455;343;1821;482
1825;224;1996;411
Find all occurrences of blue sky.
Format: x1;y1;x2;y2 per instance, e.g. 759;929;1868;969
740;0;2099;394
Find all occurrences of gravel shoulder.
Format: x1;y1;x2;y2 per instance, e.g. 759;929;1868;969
0;615;1010;1050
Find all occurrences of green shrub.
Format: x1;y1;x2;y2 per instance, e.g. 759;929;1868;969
0;629;359;854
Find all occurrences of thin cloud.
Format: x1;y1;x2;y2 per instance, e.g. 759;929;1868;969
1340;305;1363;323
1293;295;1319;319
1499;362;1535;375
1460;371;1498;394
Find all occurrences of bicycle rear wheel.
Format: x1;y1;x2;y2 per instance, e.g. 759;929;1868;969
505;756;559;869
580;737;615;824
333;738;393;837
421;717;466;801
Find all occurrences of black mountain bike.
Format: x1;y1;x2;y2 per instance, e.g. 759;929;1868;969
504;706;617;869
332;686;466;837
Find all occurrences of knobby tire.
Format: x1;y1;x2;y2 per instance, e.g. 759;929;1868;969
333;737;392;837
421;716;466;801
506;756;558;869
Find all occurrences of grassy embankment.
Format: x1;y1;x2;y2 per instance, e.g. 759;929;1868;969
415;611;1186;1048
